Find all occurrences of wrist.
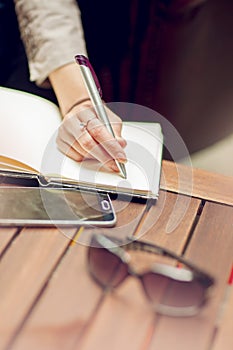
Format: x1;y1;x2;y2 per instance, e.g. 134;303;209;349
49;62;90;116
65;97;92;115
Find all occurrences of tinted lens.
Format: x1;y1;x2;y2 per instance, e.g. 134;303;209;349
142;272;205;309
88;247;128;288
141;272;171;305
162;279;205;308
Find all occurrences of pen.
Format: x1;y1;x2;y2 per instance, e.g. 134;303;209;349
75;54;127;179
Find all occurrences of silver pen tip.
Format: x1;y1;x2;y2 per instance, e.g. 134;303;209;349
117;162;127;179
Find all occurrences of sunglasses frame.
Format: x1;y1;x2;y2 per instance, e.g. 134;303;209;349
88;234;215;317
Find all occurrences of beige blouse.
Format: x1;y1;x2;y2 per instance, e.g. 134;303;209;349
14;0;87;87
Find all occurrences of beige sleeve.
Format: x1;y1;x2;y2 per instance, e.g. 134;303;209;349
14;0;87;87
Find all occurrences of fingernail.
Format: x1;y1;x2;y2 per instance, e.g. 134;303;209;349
110;163;120;172
116;152;127;163
117;137;127;147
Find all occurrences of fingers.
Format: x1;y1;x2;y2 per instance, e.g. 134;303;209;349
56;138;84;162
83;117;127;162
56;103;127;172
56;137;119;172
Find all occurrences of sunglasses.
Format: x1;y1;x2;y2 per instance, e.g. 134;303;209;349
87;234;215;317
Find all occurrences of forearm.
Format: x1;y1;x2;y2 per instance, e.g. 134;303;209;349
49;62;90;116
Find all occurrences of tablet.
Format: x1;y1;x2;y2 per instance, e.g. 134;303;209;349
0;187;116;227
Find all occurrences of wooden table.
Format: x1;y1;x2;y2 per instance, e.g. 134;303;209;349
0;160;233;350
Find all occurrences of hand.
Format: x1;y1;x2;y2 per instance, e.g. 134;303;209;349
56;100;127;172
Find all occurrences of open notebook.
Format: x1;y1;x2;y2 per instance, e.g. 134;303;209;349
0;87;163;199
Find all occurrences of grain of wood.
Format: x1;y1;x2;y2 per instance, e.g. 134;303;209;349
0;227;19;254
147;202;233;350
161;160;233;205
212;283;233;350
0;227;76;349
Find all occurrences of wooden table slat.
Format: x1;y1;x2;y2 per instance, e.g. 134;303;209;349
161;160;233;206
212;283;233;350
0;227;76;349
147;202;233;350
139;192;201;250
11;244;103;350
0;227;19;254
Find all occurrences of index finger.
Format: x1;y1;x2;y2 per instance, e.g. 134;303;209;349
87;118;127;162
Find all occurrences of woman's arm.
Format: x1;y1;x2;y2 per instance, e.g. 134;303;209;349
14;0;87;87
13;0;127;171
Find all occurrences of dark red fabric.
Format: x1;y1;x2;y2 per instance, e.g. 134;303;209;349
92;0;233;156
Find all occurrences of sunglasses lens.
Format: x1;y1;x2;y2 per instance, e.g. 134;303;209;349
88;247;128;288
142;272;205;309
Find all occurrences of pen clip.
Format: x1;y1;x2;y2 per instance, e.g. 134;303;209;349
75;55;103;98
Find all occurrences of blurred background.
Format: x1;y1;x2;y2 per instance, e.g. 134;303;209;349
1;0;233;176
